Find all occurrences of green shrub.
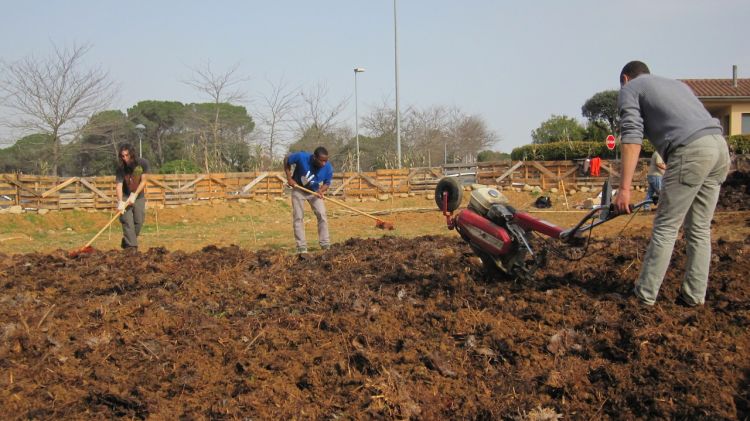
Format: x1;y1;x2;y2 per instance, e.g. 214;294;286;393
477;150;511;162
727;135;750;154
510;140;655;161
160;159;201;174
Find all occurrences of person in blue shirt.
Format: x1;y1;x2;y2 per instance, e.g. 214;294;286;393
283;146;334;254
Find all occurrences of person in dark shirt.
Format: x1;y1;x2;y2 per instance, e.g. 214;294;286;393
115;143;149;250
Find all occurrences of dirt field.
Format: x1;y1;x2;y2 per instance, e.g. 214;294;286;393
1;176;749;419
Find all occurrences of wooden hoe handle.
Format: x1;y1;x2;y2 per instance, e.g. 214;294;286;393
293;184;388;224
83;210;123;248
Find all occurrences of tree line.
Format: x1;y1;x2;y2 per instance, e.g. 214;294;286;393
0;44;500;176
529;90;619;145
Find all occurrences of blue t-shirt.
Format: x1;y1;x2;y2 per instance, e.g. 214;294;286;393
288;151;333;192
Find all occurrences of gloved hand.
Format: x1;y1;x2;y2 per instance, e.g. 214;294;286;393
117;201;128;212
127;193;137;205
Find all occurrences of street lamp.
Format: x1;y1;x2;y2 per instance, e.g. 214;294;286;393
354;67;366;173
393;0;402;168
135;124;146;158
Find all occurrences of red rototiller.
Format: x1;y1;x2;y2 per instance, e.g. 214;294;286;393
435;177;654;281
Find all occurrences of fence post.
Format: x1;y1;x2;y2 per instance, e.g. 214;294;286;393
15;173;20;206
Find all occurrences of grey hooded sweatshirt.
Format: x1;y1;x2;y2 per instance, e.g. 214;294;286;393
617;74;722;161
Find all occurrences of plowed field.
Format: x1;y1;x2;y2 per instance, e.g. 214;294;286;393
2;233;749;419
2;171;749;419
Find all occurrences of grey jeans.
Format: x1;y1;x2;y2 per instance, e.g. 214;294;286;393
291;188;330;252
120;196;146;249
634;134;730;305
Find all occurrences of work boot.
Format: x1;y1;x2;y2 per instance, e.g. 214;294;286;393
321;244;331;251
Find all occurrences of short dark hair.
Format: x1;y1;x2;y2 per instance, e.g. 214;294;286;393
620;60;650;84
313;146;328;157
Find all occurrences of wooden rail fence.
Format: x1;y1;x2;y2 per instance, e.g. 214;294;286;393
0;159;660;211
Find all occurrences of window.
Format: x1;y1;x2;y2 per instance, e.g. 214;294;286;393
743;113;750;134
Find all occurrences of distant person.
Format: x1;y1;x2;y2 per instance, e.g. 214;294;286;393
115;143;149;250
644;151;666;211
614;60;729;307
283;146;333;254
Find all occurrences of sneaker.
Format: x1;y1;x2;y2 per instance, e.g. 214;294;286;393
631;287;653;306
296;247;308;254
676;294;699;308
321;244;331;251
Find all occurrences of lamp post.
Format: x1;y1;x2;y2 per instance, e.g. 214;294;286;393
354;67;365;173
135;123;146;158
393;0;402;168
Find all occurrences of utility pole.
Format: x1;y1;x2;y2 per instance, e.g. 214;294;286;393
393;0;402;168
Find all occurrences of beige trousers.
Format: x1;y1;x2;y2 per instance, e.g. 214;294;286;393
291;188;330;252
634;134;730;305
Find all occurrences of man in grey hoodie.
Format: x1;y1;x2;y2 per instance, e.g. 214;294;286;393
614;60;729;307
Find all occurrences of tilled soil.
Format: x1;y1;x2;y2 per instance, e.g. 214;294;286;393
1;235;749;420
718;171;750;211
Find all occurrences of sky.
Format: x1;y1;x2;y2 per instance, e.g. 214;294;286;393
1;0;749;151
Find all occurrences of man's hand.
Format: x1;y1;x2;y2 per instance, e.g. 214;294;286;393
117;201;128;212
287;177;297;188
614;188;632;214
127;193;137;204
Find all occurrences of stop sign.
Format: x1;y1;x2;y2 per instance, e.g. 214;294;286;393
606;134;616;150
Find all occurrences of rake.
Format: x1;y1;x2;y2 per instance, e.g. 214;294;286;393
68;210;122;258
292;184;395;230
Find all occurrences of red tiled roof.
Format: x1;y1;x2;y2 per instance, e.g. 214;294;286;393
680;79;750;97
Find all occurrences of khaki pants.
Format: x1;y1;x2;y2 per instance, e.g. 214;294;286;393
291;188;330;252
634;134;730;305
120;196;146;249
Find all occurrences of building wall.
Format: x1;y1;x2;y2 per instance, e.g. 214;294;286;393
701;101;750;135
729;103;750;135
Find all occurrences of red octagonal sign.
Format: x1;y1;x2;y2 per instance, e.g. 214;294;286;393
606;134;616;150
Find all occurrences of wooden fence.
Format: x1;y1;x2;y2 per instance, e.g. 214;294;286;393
0;158;663;210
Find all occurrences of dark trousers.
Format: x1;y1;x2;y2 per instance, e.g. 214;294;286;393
120;196;146;248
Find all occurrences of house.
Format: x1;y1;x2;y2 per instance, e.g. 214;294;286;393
681;66;750;136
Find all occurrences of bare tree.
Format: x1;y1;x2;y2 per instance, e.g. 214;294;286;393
294;82;349;141
408;106;499;165
361;97;398;138
0;43;116;175
253;76;299;167
448;114;499;163
182;61;250;172
404;106;454;166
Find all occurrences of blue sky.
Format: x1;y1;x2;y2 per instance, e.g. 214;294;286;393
1;0;748;150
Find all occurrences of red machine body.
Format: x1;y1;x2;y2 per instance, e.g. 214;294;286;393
454;208;514;255
437;178;647;280
510;211;563;239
